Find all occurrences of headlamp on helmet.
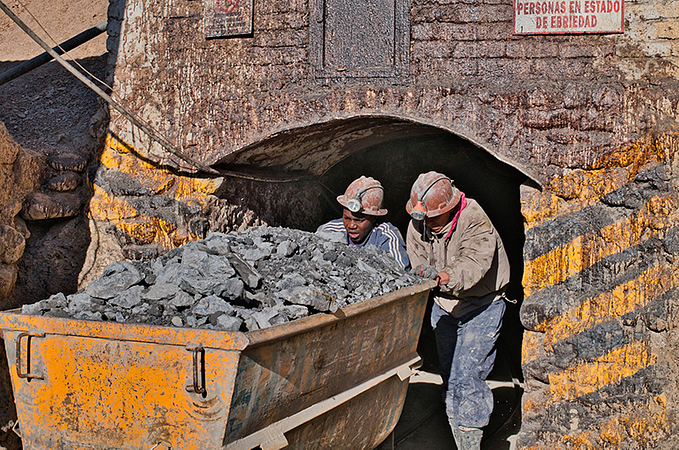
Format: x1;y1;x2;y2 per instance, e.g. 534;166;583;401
409;176;452;220
347;185;384;213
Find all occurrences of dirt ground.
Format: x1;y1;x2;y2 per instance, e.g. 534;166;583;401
0;0;108;152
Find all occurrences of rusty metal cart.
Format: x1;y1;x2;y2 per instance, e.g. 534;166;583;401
0;281;434;450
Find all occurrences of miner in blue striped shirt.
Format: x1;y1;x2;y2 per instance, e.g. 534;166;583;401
316;176;410;271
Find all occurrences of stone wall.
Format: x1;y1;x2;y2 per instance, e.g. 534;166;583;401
0;122;44;450
83;0;679;446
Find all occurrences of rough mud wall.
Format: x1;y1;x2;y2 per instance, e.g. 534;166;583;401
0;123;45;309
0;122;44;450
103;0;678;174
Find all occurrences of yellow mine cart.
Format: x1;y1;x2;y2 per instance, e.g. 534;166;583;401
0;281;434;450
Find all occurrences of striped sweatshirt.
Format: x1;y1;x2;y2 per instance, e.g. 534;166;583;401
316;219;411;271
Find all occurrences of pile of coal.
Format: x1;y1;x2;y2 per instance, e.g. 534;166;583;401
22;226;421;332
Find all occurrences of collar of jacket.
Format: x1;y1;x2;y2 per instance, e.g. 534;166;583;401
424;192;467;243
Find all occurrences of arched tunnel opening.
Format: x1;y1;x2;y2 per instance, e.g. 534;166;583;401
213;117;531;442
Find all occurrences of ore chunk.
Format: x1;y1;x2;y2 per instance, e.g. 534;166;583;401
213;314;243;331
170;290;194;309
109;285;144;309
215;278;245;301
227;254;262;289
194;295;235;316
87;261;143;299
143;283;178;301
277;240;298;257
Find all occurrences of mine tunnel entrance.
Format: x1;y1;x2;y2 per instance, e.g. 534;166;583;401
215;118;530;441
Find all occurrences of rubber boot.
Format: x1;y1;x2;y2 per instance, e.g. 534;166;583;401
452;426;483;450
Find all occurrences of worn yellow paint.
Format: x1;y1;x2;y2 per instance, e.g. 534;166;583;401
90;185;196;248
88;136;226;251
104;134;221;200
521;137;667;230
89;185;140;221
522;330;547;365
522;236;584;297
548;341;657;402
0;311;248;450
539;263;677;347
559;398;668;449
523;195;677;296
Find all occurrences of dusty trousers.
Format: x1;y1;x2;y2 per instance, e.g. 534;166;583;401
431;297;505;443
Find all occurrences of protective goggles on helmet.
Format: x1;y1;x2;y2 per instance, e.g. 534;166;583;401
347;185;384;213
410;176;452;221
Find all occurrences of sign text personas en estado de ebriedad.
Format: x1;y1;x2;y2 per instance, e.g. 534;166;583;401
514;0;624;34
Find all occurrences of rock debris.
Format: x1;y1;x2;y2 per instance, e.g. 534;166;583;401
22;226;421;332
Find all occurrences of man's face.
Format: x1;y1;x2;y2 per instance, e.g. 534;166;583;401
342;209;376;244
424;211;452;233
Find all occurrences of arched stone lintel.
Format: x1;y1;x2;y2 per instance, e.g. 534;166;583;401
215;113;543;190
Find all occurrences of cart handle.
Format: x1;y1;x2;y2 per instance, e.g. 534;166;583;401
185;345;206;395
15;332;45;380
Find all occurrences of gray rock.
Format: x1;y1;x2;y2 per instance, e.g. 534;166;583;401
277;240;298;257
143;283;177;301
169;290;194;309
213;314;243;331
20;225;420;333
21;301;42;315
193;295;235;316
228;254;261;288
216;278;245;300
276;273;307;290
68;292;94;311
109;285;144;309
87;261;143;299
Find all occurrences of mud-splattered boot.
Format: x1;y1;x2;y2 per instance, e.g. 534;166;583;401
452;426;483;450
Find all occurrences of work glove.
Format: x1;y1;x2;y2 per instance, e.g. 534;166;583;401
414;264;438;280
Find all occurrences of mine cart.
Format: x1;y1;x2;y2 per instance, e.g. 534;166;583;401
0;281;435;450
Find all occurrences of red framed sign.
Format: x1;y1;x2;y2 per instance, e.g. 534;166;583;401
204;0;254;38
514;0;624;34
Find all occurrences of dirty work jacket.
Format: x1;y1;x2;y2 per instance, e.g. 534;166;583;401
406;198;510;318
316;219;411;271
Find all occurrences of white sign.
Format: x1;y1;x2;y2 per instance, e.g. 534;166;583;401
514;0;624;34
